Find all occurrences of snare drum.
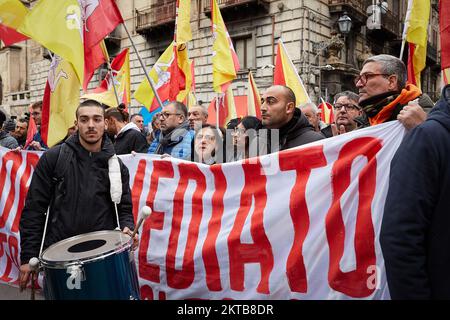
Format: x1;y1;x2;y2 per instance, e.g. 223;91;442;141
40;230;140;300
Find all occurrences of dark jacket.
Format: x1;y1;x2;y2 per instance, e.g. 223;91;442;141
265;108;324;153
19;133;135;264
380;85;450;299
26;129;48;150
114;123;148;155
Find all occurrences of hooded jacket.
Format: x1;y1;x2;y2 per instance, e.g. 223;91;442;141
380;85;450;299
19;133;135;264
113;122;148;155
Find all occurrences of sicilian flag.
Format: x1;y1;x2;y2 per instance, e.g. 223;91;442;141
24;106;37;149
247;71;261;118
82;48;131;109
19;0;85;84
134;41;186;112
402;0;430;88
41;55;80;147
0;0;29;46
82;0;124;91
274;39;311;106
208;86;237;127
440;0;450;85
319;98;334;125
211;0;240;93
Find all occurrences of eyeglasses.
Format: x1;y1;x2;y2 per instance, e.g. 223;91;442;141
159;112;182;119
31;112;41;116
195;134;216;142
354;73;390;86
333;104;360;112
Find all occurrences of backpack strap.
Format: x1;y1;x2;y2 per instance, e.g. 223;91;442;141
53;143;73;182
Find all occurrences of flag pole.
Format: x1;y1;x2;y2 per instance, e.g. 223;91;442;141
122;22;164;109
104;53;121;107
216;94;220;127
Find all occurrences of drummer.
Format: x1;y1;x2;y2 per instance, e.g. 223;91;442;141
18;99;138;291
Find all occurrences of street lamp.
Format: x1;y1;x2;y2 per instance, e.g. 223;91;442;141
337;12;352;35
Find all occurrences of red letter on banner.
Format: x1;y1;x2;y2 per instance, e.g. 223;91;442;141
11;152;40;233
202;165;227;291
228;160;274;294
139;161;174;283
326;137;381;298
0;151;23;230
166;163;207;289
279;146;327;293
131;159;147;223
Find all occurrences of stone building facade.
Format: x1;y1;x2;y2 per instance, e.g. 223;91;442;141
0;0;442;117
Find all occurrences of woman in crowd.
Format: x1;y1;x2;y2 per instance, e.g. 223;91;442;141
193;124;226;165
231;116;262;160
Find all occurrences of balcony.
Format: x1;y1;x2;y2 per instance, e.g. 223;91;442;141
203;0;270;21
366;8;401;41
328;0;368;25
135;1;177;37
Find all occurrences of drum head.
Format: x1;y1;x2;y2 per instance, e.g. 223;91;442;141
41;230;132;267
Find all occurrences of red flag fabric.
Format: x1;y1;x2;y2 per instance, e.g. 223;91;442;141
0;23;28;46
440;0;450;69
407;43;417;86
24;106;37;149
319;101;335;125
82;0;124;90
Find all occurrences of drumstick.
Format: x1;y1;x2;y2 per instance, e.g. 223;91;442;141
29;257;40;301
130;206;152;240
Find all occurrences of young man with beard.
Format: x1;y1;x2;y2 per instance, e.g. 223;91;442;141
19;100;137;290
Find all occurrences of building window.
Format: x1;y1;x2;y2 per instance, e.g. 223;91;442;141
233;35;255;71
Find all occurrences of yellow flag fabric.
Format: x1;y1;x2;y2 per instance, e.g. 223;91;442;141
0;0;28;29
176;43;193;103
277;39;311;105
405;0;430;47
44;56;80;147
212;0;239;93
224;85;237;125
175;0;192;45
405;0;430;88
134;42;175;110
19;0;84;84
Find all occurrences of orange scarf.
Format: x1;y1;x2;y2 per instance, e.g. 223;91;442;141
369;84;422;126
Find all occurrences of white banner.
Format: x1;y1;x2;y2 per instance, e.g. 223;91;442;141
0;121;406;299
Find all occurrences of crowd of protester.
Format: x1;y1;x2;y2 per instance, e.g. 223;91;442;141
4;54;449;299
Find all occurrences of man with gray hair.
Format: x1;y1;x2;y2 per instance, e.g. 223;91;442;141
330;91;363;136
356;54;434;129
188;105;209;130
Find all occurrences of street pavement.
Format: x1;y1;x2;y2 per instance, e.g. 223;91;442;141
0;283;44;300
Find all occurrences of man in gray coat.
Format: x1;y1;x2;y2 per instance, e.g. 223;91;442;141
0;110;19;149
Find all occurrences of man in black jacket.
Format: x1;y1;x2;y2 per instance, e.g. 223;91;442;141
19;100;136;290
260;85;324;153
380;85;450;299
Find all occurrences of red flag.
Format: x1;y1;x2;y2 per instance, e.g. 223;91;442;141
24;106;37;149
319;100;335;125
0;24;28;46
82;0;124;90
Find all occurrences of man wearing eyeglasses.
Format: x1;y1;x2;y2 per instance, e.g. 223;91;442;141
147;101;194;160
329;91;363;136
355;54;434;129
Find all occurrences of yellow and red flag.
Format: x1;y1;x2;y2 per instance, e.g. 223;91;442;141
0;0;29;46
19;0;85;84
274;39;311;106
82;48;131;109
211;0;240;93
403;0;430;88
208;86;237;127
41;55;80;147
247;71;261;118
319;98;334;125
440;0;450;85
134;41;186;112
